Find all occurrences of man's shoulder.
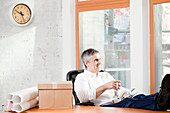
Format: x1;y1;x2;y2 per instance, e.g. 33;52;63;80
99;71;111;76
77;71;94;78
75;72;89;82
76;72;87;78
77;72;85;76
77;70;111;77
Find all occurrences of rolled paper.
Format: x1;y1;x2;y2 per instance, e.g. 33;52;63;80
13;98;38;112
7;93;15;100
5;100;13;112
7;90;23;100
12;87;38;104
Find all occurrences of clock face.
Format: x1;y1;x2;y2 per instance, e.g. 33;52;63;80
12;4;31;24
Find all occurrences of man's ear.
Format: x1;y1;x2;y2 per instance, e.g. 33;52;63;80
84;61;89;67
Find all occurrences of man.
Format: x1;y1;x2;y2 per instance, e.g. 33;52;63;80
75;48;131;106
75;48;170;111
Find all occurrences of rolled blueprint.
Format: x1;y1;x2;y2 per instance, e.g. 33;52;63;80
12;87;38;104
7;90;23;100
13;98;38;112
5;100;13;112
7;93;16;100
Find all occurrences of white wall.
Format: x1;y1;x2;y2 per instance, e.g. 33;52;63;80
0;0;65;107
130;0;150;94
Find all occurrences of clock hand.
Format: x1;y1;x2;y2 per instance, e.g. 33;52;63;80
21;15;25;22
15;10;25;22
19;12;25;22
20;12;24;17
15;10;24;16
15;9;21;14
20;12;25;23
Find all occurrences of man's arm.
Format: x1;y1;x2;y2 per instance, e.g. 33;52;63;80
96;80;121;98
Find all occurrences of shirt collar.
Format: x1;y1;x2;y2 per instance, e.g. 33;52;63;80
84;70;99;77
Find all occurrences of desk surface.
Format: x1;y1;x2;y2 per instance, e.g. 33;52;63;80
22;106;169;113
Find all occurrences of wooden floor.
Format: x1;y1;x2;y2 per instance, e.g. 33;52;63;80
22;106;170;113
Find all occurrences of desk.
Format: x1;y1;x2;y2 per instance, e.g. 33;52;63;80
22;106;169;113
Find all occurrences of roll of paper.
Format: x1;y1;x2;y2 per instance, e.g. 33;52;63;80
7;90;23;100
13;98;38;112
12;87;38;104
5;100;13;112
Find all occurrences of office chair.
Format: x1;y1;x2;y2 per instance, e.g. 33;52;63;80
66;69;95;106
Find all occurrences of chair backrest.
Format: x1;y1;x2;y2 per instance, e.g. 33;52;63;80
66;69;84;105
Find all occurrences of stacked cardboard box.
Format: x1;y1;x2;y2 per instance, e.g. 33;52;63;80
38;81;73;109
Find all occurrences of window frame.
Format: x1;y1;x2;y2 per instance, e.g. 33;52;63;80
76;0;130;69
150;0;170;94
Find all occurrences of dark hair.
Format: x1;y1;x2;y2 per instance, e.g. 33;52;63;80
81;48;99;68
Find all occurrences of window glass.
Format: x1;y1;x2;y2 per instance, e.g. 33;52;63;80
154;3;170;92
79;8;131;88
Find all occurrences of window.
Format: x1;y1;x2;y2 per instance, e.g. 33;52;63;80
76;0;130;88
150;0;170;93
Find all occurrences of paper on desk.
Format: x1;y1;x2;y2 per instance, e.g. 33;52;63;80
13;98;38;112
12;87;38;104
7;90;23;100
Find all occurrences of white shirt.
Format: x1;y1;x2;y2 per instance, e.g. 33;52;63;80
74;70;128;106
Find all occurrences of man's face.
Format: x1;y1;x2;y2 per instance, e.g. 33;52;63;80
85;53;101;73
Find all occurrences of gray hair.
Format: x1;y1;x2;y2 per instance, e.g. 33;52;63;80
81;48;99;68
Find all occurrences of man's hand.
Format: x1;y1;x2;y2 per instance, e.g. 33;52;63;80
104;80;121;90
96;80;121;98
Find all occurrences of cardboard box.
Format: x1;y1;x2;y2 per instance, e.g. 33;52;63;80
38;81;73;109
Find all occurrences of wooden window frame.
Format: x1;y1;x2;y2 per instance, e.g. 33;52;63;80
150;0;170;94
76;0;130;69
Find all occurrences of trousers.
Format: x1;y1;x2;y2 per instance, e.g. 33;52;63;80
101;92;163;111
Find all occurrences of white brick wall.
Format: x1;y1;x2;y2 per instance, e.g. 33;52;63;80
0;0;63;107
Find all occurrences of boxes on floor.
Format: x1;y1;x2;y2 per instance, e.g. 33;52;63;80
38;81;73;109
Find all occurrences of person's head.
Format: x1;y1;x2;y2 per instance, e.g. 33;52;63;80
81;48;101;73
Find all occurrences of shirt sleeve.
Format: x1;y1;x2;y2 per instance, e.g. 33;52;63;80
74;74;96;103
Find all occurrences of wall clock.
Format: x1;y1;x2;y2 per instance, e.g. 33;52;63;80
10;3;33;26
